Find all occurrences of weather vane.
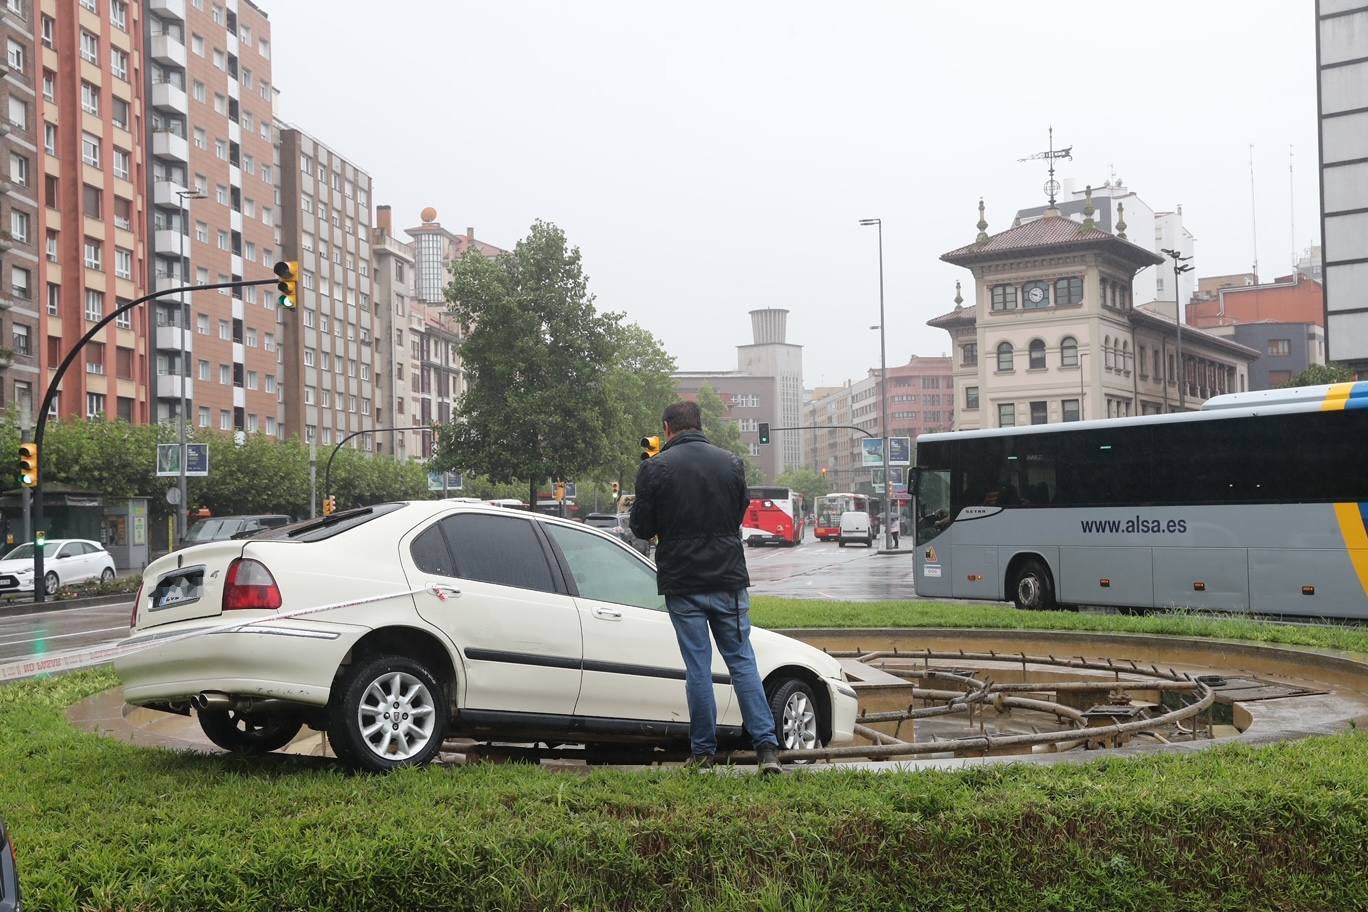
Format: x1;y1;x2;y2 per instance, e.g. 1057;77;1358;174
1018;126;1073;207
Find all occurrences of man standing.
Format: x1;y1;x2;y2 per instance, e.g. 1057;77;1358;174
631;401;782;774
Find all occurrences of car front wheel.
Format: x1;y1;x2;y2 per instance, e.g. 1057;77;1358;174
329;654;448;772
198;708;303;753
43;571;58;596
767;678;822;754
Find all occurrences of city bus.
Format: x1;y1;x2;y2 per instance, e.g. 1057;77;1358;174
911;382;1368;618
742;486;806;547
814;493;870;541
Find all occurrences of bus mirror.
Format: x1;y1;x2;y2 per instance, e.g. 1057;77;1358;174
908;467;921;497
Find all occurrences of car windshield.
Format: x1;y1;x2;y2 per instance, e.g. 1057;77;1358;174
185;519;243;543
2;543;36;560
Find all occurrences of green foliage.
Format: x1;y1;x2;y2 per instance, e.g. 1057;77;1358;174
1;668;1365;910
438;221;619;505
596;321;677;487
695;385;762;483
1283;363;1357;387
774;467;830;505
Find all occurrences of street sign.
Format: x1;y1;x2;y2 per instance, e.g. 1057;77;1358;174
888;437;911;467
870;467;906;489
164;487;181;506
427;471;464;492
156;443;209;477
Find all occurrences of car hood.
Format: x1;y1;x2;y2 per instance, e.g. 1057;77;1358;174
0;559;35;574
749;625;844;680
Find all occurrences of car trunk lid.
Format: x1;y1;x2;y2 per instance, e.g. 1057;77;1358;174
136;541;246;629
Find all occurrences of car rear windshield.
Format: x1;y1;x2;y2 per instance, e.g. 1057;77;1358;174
249;502;407;543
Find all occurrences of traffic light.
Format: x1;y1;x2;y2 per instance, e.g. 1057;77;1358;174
17;442;37;488
611;481;620;497
273;260;300;310
323;495;337;516
554;481;567;503
820;467;828;478
34;530;45;550
640;435;661;460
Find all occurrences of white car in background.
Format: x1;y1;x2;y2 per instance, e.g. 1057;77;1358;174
116;502;857;772
0;539;117;596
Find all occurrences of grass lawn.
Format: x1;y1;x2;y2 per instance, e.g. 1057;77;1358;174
750;596;1368;655
0;669;1365;911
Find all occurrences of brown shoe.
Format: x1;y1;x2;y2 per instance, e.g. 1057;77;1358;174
756;745;783;775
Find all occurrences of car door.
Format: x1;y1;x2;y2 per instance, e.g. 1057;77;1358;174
71;542;98;581
51;543;80;583
540;521;735;727
401;511;584;717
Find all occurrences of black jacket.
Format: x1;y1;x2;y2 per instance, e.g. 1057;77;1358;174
630;430;750;596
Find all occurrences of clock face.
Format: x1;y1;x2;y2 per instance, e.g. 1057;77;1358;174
1026;284;1046;305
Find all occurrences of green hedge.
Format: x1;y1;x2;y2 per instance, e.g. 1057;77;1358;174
0;670;1364;911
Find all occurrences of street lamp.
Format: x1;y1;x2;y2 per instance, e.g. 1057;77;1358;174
859;217;893;551
1160;247;1194;411
176;187;206;544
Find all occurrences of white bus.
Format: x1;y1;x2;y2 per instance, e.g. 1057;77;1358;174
911;382;1368;618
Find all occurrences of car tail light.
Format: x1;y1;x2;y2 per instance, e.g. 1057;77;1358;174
222;558;282;611
130;581;144;629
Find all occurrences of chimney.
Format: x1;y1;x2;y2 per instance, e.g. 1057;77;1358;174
376;205;392;234
466;227;475;241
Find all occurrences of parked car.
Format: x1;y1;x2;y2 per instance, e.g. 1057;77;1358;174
116;502;857;772
0;816;20;912
837;511;874;548
0;538;116;596
184;514;291;546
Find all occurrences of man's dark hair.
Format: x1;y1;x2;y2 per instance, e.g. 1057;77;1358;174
663;400;703;433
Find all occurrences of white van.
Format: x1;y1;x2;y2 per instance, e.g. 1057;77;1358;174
838;510;873;548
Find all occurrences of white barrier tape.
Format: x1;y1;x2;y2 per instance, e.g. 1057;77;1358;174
0;584;441;684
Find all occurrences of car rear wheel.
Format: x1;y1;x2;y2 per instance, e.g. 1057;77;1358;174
198;708;303;754
767;678;822;755
329;654;448;773
43;571;58;596
100;567;115;583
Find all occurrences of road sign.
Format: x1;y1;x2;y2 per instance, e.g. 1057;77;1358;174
156;443;209;477
164;487;181;506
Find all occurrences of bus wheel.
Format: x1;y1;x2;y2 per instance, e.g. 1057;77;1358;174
1011;559;1056;612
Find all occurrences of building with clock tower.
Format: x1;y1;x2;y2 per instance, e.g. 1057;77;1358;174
929;192;1256;430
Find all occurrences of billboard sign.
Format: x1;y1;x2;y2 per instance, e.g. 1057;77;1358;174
863;437;911;467
427;471;464;492
156;443;208;477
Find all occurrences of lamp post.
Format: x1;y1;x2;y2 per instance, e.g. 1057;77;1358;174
175;188;206;544
859;217;892;550
1160;247;1194;411
1077;351;1087;420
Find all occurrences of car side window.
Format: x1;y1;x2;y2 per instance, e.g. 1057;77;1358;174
440;514;557;594
543;523;664;612
410;523;456;577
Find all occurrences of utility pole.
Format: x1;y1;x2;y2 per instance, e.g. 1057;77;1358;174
175;188;206;546
309;442;318;519
1161;247;1194;410
859;217;893;550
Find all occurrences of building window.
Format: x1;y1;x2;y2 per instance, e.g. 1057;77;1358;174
83;237;103;270
86;393;106;419
112;97;130;130
86;342;106;374
85;290;105;322
114;248;132;279
1062;399;1081;422
80;30;98;64
1054;276;1084;307
198;406;210;428
998;403;1016;428
47;283;59;316
1060;336;1078;368
8;97;27;130
46;230;57;261
12;324;30;356
961;342;977;367
195;222;208;243
42;69;54;101
1028;339;1046;370
110;47;128;81
114;197;131;230
990;285;1017;311
41;15;54;48
965;386;979;410
113;148;130;180
1268;369;1292;386
192;33;204;55
1030;401;1048;425
9;210;27;244
82;132;102;168
44;122;56;155
6;38;22;72
193;128;207;150
110;0;128;30
996;341;1014;372
1267;338;1290;357
220;410;231;431
215;140;227;160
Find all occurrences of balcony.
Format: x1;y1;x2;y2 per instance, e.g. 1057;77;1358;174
152;228;186;257
155;374;192;400
149;33;187;67
151;130;189;164
151;80;187;113
153;180;185;208
155;324;191;352
148;0;186;21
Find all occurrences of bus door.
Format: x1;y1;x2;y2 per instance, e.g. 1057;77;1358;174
912;467;953;597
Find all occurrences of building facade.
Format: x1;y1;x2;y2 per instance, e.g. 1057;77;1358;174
370;203;422;459
145;0;277;436
930;199;1256;431
734;308;803;474
276;124;375;449
37;0;150;423
1;0;41;422
1206;321;1325;390
1187;274;1325;329
671;371;777;478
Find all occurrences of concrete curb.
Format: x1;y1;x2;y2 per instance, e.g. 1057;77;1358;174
0;591;135;618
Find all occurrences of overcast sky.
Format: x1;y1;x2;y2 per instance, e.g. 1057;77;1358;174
270;0;1319;388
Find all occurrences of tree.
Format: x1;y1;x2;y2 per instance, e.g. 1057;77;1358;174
1283;363;1356;388
436;221;620;508
597;322;677;490
775;467;830;505
695;385;761;484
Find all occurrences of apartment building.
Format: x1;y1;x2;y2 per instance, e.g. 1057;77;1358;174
1;0;40;420
145;0;278;436
370;203;423;459
276;124;375;449
37;0;150;423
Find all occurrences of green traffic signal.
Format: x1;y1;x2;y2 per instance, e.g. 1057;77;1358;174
758;422;770;445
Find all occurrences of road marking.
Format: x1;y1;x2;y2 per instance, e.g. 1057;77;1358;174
0;624;130;649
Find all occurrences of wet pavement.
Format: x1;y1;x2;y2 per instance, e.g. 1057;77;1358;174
0;600;132;663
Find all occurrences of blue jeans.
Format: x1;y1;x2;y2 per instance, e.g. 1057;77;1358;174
665;589;778;756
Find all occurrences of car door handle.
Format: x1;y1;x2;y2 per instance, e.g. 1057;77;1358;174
592;606;622;621
427;583;462;601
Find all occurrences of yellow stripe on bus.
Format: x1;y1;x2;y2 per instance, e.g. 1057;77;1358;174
1322;383;1355;411
1333;502;1368;597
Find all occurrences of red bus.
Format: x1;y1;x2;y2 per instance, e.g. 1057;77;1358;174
813;493;870;541
741;486;805;547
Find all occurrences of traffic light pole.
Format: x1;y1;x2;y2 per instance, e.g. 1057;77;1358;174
29;276;279;603
322;425;429;513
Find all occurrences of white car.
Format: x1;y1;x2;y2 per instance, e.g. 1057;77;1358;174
837;511;874;548
0;539;117;596
116;502;857;772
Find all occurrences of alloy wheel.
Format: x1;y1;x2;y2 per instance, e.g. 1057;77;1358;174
780;690;819;751
356;670;437;761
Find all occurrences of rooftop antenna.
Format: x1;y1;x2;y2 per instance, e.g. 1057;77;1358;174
1249;143;1259;283
1019;125;1072;209
1289;144;1296;279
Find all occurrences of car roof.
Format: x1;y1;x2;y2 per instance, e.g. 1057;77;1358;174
391;500;642;551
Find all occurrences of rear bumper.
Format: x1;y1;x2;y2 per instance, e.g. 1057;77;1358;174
116;616;370;707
